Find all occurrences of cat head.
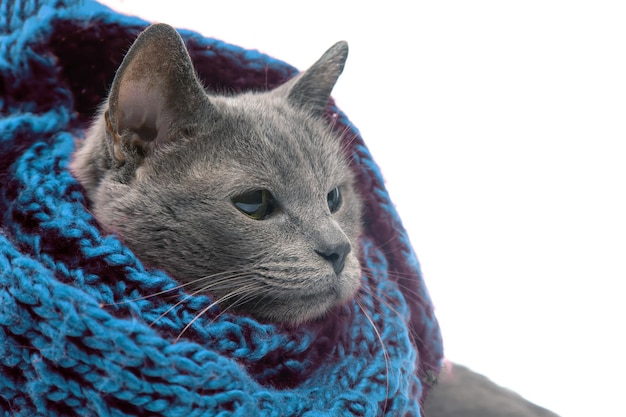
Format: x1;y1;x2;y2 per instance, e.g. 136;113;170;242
71;24;362;324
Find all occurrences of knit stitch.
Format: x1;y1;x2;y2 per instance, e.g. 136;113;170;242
0;1;443;416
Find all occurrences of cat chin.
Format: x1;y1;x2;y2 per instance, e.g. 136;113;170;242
241;276;361;325
253;300;343;326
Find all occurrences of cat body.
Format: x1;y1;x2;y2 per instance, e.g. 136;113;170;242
71;24;362;324
424;363;561;417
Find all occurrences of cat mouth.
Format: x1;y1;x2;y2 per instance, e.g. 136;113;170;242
264;285;340;308
205;268;361;324
266;279;360;323
215;284;348;324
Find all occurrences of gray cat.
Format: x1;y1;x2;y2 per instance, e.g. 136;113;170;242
71;23;563;417
71;23;362;324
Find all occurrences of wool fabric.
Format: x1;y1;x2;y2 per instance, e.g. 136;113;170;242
0;1;443;416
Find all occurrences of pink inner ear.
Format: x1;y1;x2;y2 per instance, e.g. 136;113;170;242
116;81;169;146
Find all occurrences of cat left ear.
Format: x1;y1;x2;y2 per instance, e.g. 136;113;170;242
276;41;348;117
105;23;210;161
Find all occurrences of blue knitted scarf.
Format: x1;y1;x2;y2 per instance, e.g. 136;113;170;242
0;1;443;416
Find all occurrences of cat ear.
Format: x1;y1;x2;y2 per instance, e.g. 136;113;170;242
276;41;348;117
105;23;209;161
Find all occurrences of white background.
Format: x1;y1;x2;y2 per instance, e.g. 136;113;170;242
99;2;626;416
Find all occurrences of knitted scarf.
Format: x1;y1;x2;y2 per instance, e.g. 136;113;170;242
0;1;443;416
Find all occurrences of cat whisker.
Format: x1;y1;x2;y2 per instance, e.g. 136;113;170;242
359;283;408;324
100;268;257;307
191;271;260;293
150;272;260;328
149;285;207;329
174;282;266;342
361;267;429;304
366;232;431;278
207;285;276;325
174;287;248;342
356;285;431;408
355;296;390;413
359;272;431;352
369;231;406;253
358;282;427;350
239;286;277;316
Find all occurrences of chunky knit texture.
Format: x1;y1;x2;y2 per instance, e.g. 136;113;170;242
0;1;443;416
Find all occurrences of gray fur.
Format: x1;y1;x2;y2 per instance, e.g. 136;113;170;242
424;363;561;417
71;24;362;324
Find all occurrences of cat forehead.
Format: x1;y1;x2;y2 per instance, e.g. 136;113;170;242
203;93;345;160
209;92;314;126
178;105;351;193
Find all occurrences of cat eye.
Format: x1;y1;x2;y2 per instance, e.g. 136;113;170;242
327;187;342;213
232;189;275;220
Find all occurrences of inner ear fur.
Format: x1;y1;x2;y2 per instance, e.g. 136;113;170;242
105;23;210;160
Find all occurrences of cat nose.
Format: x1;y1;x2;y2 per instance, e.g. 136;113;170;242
315;241;351;275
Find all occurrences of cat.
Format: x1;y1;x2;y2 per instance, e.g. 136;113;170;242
424;363;561;417
71;23;363;325
70;23;563;417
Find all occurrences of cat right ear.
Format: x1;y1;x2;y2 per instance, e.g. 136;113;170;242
275;41;348;117
105;23;210;162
